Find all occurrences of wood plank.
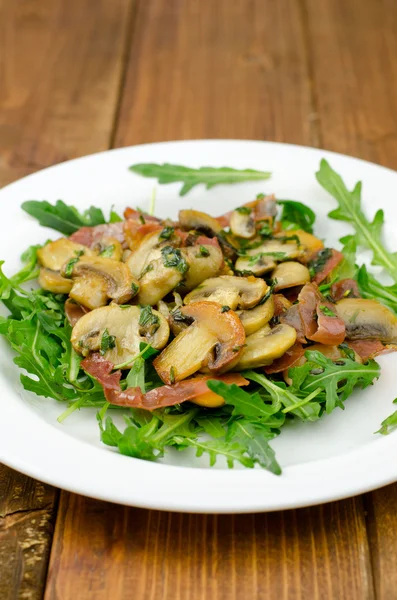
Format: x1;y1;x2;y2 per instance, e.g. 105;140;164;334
46;1;374;599
304;0;397;167
0;465;57;600
115;0;315;146
45;494;373;600
304;0;397;597
0;0;134;597
0;0;132;187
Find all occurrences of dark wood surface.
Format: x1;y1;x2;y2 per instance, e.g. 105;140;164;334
1;0;397;598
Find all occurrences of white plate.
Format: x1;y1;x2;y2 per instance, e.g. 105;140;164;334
1;140;397;513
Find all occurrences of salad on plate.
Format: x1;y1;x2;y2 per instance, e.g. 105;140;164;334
1;158;397;475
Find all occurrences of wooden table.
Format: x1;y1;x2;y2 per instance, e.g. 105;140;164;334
1;1;397;598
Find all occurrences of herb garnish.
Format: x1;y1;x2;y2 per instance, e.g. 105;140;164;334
319;305;336;317
195;245;210;258
100;329;116;355
161;246;189;274
159;226;174;240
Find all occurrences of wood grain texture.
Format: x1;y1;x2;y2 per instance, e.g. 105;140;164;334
0;0;134;597
0;0;133;188
45;1;375;599
304;1;397;597
115;0;315;146
304;0;397;168
45;494;374;600
0;465;57;600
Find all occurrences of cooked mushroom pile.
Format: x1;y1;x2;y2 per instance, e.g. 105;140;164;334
36;197;397;407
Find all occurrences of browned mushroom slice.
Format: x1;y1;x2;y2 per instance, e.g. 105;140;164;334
38;268;73;294
272;262;310;291
236;323;297;369
91;236;123;261
276;230;323;261
62;256;139;309
178;209;223;236
229;208;256;239
236;295;274;335
37;238;93;271
153;301;246;384
181;245;223;290
125;230;164;279
335;298;397;342
235;254;276;276
71;304;169;366
184;275;268;310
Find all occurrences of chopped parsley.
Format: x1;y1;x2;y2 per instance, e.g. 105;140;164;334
319;305;336;317
308;248;332;278
169;366;176;384
131;282;139;296
64;250;84;277
161;246;189;274
141;263;154;276
100;329;116;355
235;206;252;215
159;226;174;240
195;245;210;258
99;244;115;258
248;251;286;266
221;305;231;312
139;305;160;331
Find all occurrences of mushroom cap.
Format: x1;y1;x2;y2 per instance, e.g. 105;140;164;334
178;209;222;236
38;268;73;294
71;304;169;366
236;323;297;370
236;295;275;335
272;261;311;291
181;245;223;290
37;238;93;271
184;275;268;310
229;208;256;239
153;301;246;384
335;298;397;342
63;255;138;308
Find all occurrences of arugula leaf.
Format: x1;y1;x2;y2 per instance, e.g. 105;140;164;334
126;356;145;391
316;159;397;282
206;380;283;423
129;163;271;196
356;264;397;313
21;200;122;235
334;237;358;280
376;399;397;435
227;419;281;474
196;415;226;438
244;371;321;421
277;200;316;233
179;437;255;468
290;350;381;413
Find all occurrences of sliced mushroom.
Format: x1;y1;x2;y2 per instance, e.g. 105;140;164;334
154;301;246;384
235;254;276;276
91;236;123;261
38;268;73;294
37;238;93;271
125;230;164;279
62;256;139;309
335;298;397;342
236;323;297;370
184;275;268;310
272;261;310;291
71;304;169;366
230;208;256;239
281;230;323;260
236;296;274;336
137;251;186;306
178;209;223;236
180;245;223;290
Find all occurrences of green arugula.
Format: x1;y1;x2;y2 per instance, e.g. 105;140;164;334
21;200;121;235
226;419;281;474
277;200;316;233
316;159;397;282
129;163;271;196
356;265;397;313
376;399;397;435
290;351;381;413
